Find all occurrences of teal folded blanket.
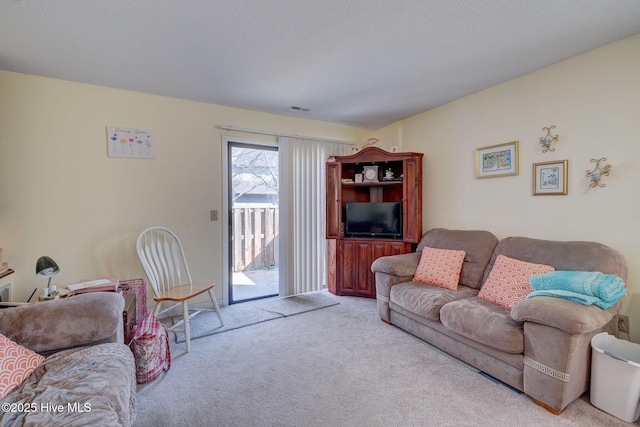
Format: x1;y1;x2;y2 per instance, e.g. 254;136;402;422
526;289;622;309
527;271;626;310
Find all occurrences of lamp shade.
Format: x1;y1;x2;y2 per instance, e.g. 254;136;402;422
36;256;60;278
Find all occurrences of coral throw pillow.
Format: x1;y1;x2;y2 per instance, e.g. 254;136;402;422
478;255;555;310
0;334;44;398
413;246;466;291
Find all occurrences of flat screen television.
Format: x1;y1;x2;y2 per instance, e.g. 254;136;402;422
345;202;402;238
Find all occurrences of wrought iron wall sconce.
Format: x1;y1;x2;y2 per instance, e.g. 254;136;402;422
539;125;558;153
586;158;612;188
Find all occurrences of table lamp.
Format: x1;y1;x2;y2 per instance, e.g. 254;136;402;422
36;256;59;296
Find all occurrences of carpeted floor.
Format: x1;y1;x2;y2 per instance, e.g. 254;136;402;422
135;292;633;427
169;291;339;342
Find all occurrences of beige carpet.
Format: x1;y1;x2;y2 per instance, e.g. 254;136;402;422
135;292;633;426
171;292;339;342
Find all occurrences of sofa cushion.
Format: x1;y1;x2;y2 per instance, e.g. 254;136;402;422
478;255;555;310
413;246;466;290
0;334;45;398
440;297;524;354
390;282;478;321
416;228;499;290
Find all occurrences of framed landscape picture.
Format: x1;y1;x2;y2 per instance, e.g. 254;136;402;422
475;141;519;178
533;160;568;195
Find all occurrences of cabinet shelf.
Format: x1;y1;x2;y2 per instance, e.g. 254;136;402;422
341;181;403;187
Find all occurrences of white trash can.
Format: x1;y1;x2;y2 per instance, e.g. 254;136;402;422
590;332;640;422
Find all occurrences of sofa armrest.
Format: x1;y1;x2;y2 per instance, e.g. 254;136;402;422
371;252;420;322
512;296;620;412
371;252;421;278
511;296;619;334
0;292;124;354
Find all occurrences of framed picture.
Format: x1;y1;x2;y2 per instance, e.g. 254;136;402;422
533;160;568;195
475;141;519;178
107;127;155;159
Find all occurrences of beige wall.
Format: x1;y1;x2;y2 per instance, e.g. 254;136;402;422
0;70;371;303
376;34;640;340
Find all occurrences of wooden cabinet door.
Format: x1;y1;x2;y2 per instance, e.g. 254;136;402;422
337;240;375;297
326;162;341;238
335;239;413;298
403;157;422;243
355;241;374;296
327;239;337;295
338;240;358;294
372;241;408;259
389;241;411;256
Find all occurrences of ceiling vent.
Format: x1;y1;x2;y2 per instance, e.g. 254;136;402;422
290;106;310;112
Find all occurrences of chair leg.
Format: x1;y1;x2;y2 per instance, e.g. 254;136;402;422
183;300;191;353
172;317;179;344
154;301;162;316
208;288;224;326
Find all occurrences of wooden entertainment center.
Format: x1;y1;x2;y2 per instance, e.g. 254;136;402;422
326;147;423;298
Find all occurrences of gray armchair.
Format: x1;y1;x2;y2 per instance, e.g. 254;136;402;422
0;292;136;426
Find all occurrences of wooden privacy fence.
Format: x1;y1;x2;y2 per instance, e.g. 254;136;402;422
232;207;279;272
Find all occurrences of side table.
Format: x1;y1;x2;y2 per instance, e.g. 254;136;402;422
119;278;148;320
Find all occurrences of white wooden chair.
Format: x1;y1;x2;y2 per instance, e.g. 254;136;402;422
136;226;224;352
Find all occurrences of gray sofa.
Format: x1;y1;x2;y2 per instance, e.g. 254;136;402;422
371;228;627;413
0;292;136;426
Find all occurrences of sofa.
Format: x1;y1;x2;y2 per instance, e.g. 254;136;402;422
371;228;627;413
0;292;136;426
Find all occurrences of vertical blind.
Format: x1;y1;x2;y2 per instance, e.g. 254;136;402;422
279;137;354;294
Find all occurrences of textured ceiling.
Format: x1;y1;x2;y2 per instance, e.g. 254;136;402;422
2;1;640;129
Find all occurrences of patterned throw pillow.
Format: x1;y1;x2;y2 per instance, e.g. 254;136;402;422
413;246;466;291
478;254;555;310
0;334;45;398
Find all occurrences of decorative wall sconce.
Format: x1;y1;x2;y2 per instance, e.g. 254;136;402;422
539;125;558;153
586;158;612;188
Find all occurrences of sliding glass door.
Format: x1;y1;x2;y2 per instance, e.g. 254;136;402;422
228;142;279;303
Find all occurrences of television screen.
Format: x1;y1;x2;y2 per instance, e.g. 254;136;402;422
345;202;402;238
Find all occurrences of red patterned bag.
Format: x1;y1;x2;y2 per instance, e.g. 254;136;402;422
130;313;170;384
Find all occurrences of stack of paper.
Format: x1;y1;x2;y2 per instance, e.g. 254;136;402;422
67;278;119;294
